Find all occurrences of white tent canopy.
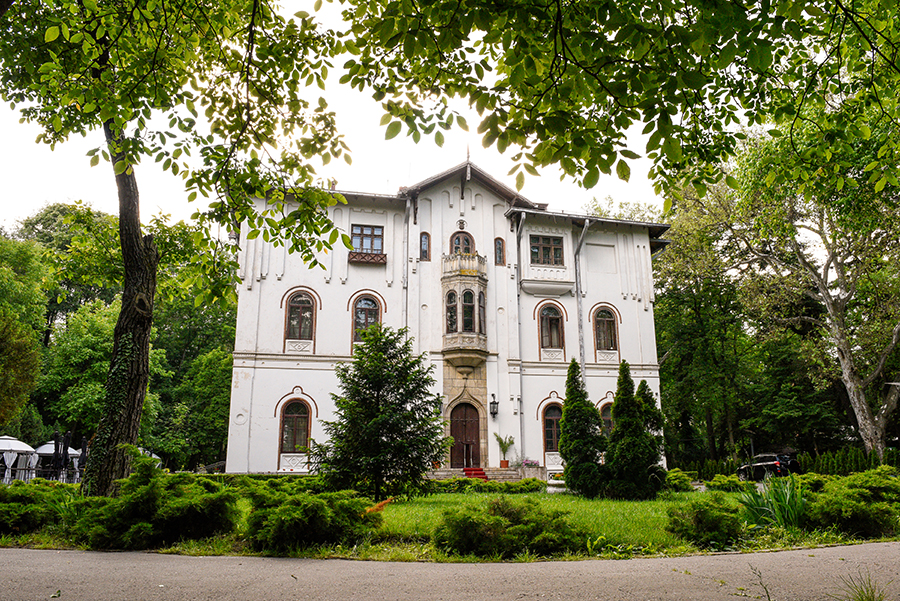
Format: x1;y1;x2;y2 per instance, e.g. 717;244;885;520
34;442;79;456
0;435;35;453
0;435;35;484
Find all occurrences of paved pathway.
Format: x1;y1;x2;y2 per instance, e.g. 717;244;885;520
2;542;898;601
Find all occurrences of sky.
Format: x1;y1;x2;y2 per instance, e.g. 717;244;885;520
0;31;662;234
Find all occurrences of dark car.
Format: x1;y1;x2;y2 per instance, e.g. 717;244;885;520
736;454;791;481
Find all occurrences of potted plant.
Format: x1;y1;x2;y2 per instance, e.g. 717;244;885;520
494;433;515;468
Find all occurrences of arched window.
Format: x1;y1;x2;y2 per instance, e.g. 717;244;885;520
286;292;314;340
478;292;486;335
595;309;618;351
451;231;475;255
544;404;563;452
420;232;431;261
540;305;563;349
353;296;380;341
446;291;458;333
494;238;505;265
462;290;475;332
600;403;613;436
281;401;310;453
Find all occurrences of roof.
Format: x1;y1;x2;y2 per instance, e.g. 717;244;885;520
399;161;547;210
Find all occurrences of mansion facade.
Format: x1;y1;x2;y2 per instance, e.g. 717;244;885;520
225;162;668;474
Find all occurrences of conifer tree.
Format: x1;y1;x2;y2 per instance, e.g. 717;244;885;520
312;324;449;500
559;359;606;498
605;362;665;499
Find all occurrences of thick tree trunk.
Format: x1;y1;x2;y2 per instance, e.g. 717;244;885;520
82;123;159;497
834;335;885;460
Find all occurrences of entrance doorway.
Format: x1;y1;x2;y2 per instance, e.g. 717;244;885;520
450;402;480;468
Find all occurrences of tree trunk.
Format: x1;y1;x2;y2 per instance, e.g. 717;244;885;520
82;122;159;497
704;407;718;461
834;336;885;460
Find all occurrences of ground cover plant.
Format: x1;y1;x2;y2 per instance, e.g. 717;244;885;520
2;466;899;560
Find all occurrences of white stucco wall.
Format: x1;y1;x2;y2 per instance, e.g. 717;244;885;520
225;165;665;474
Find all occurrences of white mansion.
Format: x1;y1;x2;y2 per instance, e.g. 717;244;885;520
225;162;668;475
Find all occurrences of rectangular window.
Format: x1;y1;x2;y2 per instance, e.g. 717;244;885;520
530;235;564;265
351;225;384;254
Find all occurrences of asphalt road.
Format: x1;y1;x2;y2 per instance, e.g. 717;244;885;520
2;542;898;601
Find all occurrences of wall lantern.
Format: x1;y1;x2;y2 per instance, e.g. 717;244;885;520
489;394;499;418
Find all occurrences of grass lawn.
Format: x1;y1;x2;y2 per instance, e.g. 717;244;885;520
378;492;690;550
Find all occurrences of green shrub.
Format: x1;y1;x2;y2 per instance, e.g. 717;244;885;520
666;491;742;549
603;364;665;500
559;359;606;499
433;495;586;557
70;453;239;549
0;479;77;534
797;472;832;493
665;469;694;492
246;490;381;552
429;477;546;494
805;466;900;538
740;475;806;530
706;473;752;493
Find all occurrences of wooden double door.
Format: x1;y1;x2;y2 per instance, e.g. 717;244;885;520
450;402;480;468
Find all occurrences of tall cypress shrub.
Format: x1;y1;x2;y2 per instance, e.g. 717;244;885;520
559;359;606;498
605;362;665;499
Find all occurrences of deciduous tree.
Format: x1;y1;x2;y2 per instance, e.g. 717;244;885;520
0;0;348;495
341;0;900;200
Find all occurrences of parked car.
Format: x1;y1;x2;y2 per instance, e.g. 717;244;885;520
736;454;791;481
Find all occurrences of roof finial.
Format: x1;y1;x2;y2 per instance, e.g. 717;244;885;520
466;144;470;162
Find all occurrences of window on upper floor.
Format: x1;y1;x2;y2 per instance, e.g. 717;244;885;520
446;291;458;333
281;400;310;454
594;309;618;351
544;404;562;452
451;231;475;255
540;305;564;349
286;292;315;340
478;292;486;335
420;232;431;261
349;225;386;263
462;290;476;332
494;238;505;265
530;235;564;265
353;295;381;341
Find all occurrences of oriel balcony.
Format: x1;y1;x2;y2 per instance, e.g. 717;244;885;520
441;253;488;371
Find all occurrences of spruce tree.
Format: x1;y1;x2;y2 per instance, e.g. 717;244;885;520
605;362;665;499
312;324;449;500
559;359;606;498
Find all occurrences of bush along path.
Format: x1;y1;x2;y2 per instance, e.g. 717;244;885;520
1;455;899;560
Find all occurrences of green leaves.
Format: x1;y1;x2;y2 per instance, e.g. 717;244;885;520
385;121;402;140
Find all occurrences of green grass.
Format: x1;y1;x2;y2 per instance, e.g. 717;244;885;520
378;492;689;551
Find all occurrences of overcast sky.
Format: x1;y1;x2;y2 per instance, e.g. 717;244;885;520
0;29;662;234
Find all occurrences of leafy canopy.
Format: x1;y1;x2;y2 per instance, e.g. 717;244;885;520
340;0;900;201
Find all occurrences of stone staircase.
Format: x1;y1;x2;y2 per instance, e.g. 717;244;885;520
428;467;524;482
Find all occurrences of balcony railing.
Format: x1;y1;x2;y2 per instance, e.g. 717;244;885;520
442;253;487;278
